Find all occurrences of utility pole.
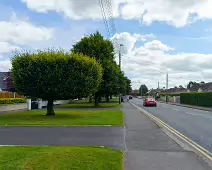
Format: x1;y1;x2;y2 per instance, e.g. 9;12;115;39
119;44;124;104
158;82;159;89
166;73;168;103
166;73;168;89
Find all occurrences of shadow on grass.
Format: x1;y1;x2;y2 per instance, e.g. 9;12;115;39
55;103;121;109
31;114;86;119
98;101;119;103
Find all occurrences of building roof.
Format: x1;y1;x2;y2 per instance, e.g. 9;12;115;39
199;82;212;92
147;89;163;94
162;87;187;94
0;72;7;90
187;82;212;92
188;85;200;92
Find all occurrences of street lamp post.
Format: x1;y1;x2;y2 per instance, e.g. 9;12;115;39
119;44;124;104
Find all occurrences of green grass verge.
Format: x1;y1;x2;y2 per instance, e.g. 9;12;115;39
55;103;121;108
0;146;123;170
0;110;123;126
109;97;119;102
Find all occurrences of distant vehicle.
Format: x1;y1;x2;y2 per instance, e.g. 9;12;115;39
137;96;142;99
143;97;157;107
129;96;133;99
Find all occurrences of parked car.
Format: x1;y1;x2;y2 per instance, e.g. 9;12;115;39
143;97;157;107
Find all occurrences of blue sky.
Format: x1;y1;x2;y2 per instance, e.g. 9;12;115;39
1;0;212;89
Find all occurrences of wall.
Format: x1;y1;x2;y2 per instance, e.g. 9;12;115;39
168;96;177;103
160;96;180;103
0;92;24;98
60;100;70;104
176;96;180;103
0;103;27;112
38;99;70;109
160;96;166;102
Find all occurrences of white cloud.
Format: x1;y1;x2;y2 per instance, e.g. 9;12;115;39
0;13;55;57
0;13;54;47
113;32;212;89
144;40;174;52
0;42;20;53
21;0;111;20
22;0;212;27
0;60;11;72
111;32;154;54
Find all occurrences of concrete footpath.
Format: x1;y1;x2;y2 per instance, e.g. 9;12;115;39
123;103;211;170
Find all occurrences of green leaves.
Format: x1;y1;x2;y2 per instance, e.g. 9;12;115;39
180;92;212;106
11;50;102;100
0;98;26;104
139;85;148;96
72;31;131;98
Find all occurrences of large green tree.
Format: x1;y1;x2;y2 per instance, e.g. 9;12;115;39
139;84;148;96
12;50;102;115
72;31;117;105
187;81;200;89
124;77;132;95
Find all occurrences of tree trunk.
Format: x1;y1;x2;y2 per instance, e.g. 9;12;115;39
89;96;93;103
46;99;55;116
106;95;109;102
95;95;99;106
110;95;112;99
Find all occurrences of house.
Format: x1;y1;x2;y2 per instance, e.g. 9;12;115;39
162;87;187;94
147;89;163;96
187;82;212;92
0;72;8;91
198;82;212;92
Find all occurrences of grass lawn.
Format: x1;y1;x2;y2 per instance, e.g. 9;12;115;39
109;97;119;102
56;103;121;108
0;110;123;126
0;146;123;170
74;98;89;103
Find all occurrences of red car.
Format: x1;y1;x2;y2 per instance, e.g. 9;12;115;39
143;98;157;107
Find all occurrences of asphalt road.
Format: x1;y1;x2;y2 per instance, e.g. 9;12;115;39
131;98;212;153
0;126;124;150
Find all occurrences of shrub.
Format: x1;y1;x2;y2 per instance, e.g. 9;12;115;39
11;50;102;115
0;98;26;104
160;93;180;97
180;92;212;107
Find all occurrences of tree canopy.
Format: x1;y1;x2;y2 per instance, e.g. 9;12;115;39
139;84;148;96
12;50;102;115
72;31;130;105
187;81;200;89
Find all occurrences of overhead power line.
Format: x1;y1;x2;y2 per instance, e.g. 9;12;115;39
98;0;119;53
98;0;111;38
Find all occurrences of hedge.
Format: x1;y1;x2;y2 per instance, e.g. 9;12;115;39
160;93;180;97
180;92;212;107
0;98;26;104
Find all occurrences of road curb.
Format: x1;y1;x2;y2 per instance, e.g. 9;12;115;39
158;101;212;112
129;101;212;166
